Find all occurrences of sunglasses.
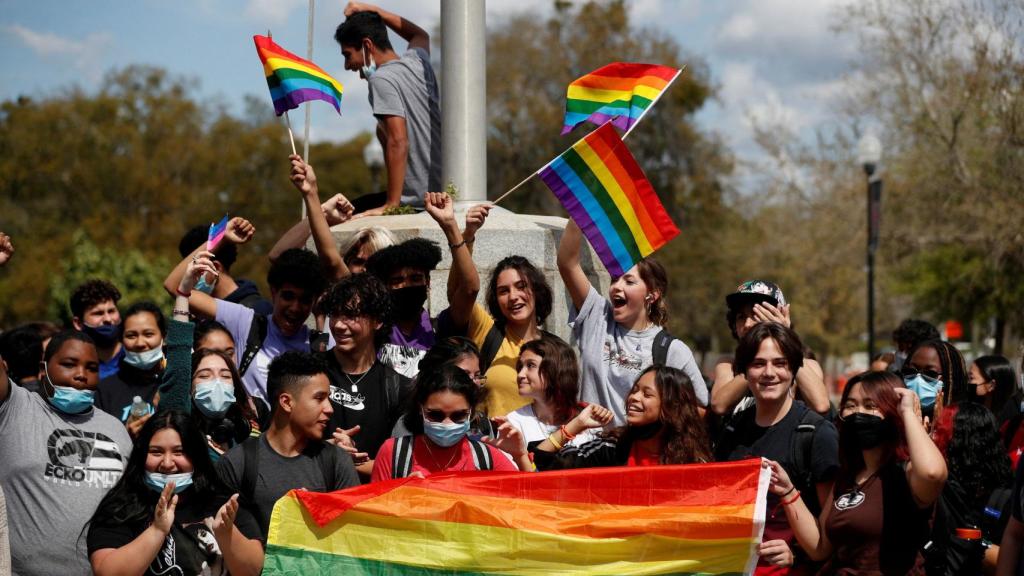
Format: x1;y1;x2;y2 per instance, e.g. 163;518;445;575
422;409;473;424
900;366;941;381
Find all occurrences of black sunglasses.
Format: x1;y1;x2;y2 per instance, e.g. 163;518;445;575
900;366;941;381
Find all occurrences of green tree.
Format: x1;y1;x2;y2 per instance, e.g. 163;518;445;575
485;0;741;359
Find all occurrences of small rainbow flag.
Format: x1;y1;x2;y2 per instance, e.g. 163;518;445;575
562;62;680;135
254;35;343;116
263;459;769;575
540;122;680;277
206;214;229;251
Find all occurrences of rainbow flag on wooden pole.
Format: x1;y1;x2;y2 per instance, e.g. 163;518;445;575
562;63;682;136
264;459;769;575
254;34;343;116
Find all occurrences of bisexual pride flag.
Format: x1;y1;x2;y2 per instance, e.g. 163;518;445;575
263;459;770;575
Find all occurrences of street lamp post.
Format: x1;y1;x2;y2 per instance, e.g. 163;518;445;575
857;134;883;360
363;139;385;196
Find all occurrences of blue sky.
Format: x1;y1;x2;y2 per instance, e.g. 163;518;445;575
1;0;859;191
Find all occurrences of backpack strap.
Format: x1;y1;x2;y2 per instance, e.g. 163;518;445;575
238;314;269;377
468;438;493;471
478;324;504;373
651;328;676;368
391;435;415;479
789;408;823;513
314;442;338;491
240;437;260;507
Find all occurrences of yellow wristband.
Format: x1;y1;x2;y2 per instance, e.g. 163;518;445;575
547;432;563;450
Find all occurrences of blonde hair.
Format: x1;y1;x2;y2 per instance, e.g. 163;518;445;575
341;226;396;265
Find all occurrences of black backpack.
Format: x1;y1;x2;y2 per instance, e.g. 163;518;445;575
478;325;555;372
239;437;339;508
390;435;492;479
238;314;268;377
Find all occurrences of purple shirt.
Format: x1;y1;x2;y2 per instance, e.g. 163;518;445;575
378;310;436;379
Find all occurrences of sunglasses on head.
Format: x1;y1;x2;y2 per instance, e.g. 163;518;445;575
900;366;941;381
422;409;472;424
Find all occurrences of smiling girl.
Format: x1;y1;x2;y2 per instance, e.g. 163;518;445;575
557;220;707;425
96;301;167;436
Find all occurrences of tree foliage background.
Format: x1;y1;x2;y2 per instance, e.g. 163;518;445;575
1;0;1021;364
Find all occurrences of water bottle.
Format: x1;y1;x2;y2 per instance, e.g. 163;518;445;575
129;396;149;420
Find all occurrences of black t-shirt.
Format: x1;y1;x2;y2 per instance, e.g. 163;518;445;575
87;491;262;575
95;362;162;422
318;352;411;461
715;401;839;564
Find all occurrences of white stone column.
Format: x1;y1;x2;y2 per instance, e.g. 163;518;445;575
441;0;487;204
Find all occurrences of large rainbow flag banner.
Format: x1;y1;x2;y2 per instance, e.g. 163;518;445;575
254;35;343;116
264;459;770;575
540;121;680;277
562;62;680;135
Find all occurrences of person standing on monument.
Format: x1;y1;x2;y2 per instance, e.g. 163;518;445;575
335;1;441;215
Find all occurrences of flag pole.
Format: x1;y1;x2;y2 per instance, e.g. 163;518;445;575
621;66;684;140
284;111;298;156
492;119;613;206
303;0;314;163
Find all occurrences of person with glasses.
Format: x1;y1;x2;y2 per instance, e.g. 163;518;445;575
316;274;412;482
766;370;946;574
371;365;528;481
901;339;970;420
502;334;598;452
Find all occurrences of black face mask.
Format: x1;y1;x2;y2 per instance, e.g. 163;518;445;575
843;413;894;450
391;285;428;319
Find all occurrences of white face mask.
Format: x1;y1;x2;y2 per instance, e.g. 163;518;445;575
361;45;377;79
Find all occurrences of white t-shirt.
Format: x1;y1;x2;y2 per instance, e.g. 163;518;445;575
504;404;596;447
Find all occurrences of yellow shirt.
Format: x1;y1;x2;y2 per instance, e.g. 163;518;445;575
467;303;533;416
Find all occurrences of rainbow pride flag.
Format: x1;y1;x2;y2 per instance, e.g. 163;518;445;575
540;122;680;277
254;35;343;116
206;214;228;251
562;62;680;135
264;459;769;575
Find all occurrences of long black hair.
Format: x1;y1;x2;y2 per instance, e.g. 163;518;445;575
973;355;1019;420
402;364;481;435
190;348;254;445
88;411;228;527
946;402;1013;508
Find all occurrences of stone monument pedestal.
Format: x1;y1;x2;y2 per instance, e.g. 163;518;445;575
313;207;610;341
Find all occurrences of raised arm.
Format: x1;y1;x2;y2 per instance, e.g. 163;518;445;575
289;154;352;281
163;217;255;319
344;1;430;52
268;193;357;264
796;358;830;415
157;255;213;413
556;219;592;311
424;192;477;328
710;362;749;416
0;232;12;267
896;387;947;507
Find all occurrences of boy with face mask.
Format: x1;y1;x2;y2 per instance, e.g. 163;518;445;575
0;332;132;576
70;279;125;380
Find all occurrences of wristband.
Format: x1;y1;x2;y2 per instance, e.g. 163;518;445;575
559;424;577;441
449;239;467;251
781;486;795;498
175;287;192;298
172;309;191;317
547;432;564;450
781;490;801;507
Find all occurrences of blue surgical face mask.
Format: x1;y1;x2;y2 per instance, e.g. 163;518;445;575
144;471;193;494
44;364;95;414
81;322;121;348
194;273;217;295
904;373;943;409
124;346;164;370
193;379;236;419
361;46;377;79
423;418;470;448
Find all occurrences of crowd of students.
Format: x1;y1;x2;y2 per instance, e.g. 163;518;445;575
1;155;1024;576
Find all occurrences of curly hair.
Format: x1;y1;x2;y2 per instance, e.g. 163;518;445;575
906;339;969;405
318;274;393;349
365;238;442;282
69;279;121;319
945;402;1013;512
893;319;940;351
605;366;711;464
268;248;328;296
486;256;552;329
518;334;580;425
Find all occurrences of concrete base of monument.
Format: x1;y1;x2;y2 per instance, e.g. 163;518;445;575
311;208;611;341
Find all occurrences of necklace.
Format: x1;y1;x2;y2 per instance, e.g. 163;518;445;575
343;368;371;390
422;436;462;471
